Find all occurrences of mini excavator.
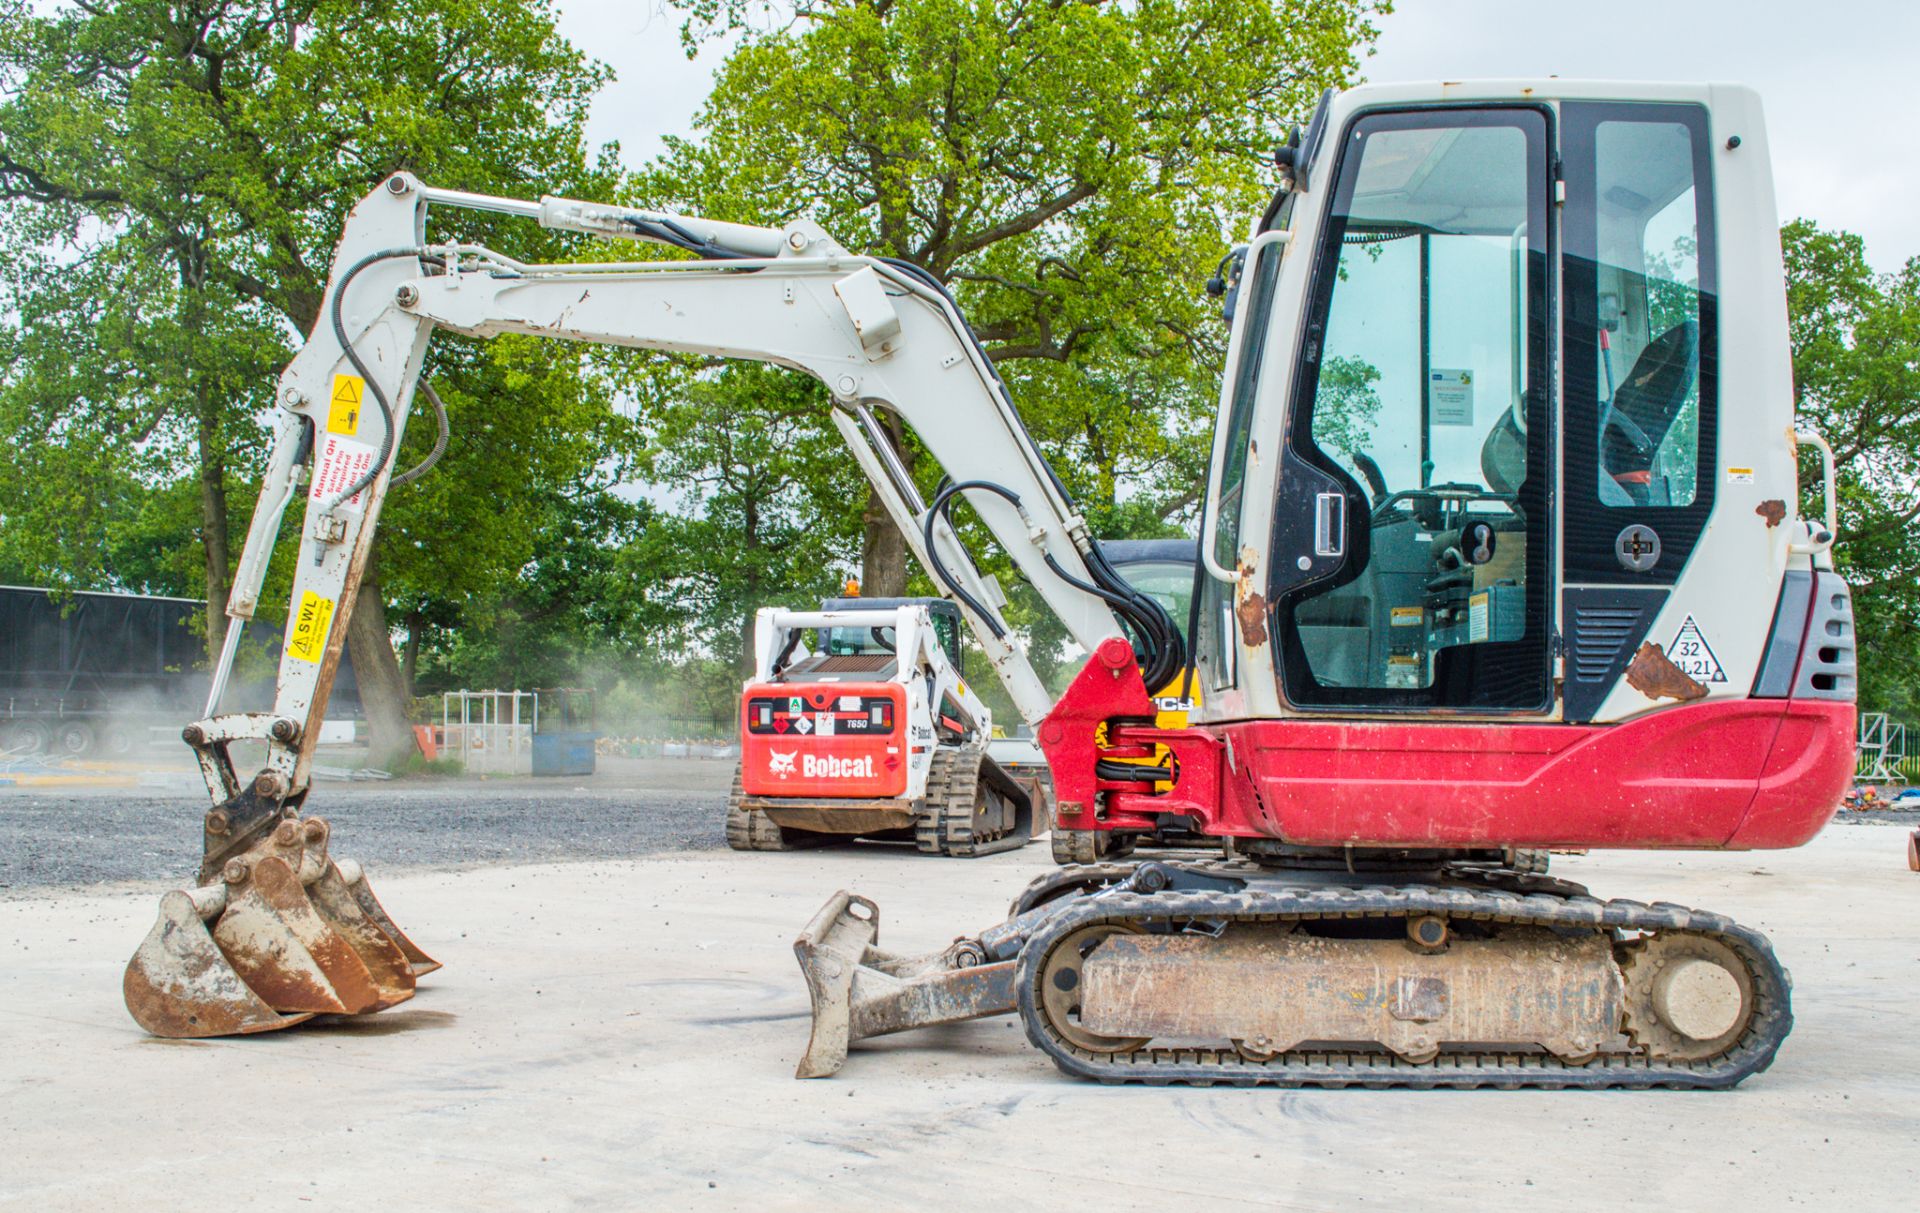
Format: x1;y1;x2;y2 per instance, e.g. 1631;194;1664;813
126;80;1855;1090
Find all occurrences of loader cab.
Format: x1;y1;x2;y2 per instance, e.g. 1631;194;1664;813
1212;86;1726;719
1097;540;1197;629
816;597;965;677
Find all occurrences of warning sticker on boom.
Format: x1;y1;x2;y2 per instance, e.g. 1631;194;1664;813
310;434;377;509
287;590;335;664
1666;614;1727;684
328;374;365;435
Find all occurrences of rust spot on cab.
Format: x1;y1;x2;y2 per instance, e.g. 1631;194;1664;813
1235;591;1269;647
1625;642;1709;702
1756;500;1786;528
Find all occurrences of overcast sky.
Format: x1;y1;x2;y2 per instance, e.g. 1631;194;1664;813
552;0;1920;270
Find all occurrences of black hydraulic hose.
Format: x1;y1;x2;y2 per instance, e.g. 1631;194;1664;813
922;479;1018;640
390;380;450;489
1084;538;1184;691
327;246;432;508
1041;549;1165;668
621;215;760;262
1096;759;1174;783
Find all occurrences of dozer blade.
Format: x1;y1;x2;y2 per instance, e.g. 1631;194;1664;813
123;816;433;1038
966;753;1037;857
793;889;1016;1078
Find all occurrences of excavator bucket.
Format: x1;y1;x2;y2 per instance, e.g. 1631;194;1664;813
793;890;1017;1077
123;816;434;1038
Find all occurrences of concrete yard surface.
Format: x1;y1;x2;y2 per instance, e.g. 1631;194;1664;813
3;825;1917;1211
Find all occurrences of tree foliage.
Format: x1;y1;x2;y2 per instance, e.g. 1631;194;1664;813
639;0;1388;596
0;0;631;757
1782;220;1920;718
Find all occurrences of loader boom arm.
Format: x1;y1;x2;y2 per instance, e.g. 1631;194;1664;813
194;174;1149;840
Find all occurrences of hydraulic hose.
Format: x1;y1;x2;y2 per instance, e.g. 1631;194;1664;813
875;253;1190;686
326;246;432;509
921;479;1019;640
922;477;1187;692
390;380;450;488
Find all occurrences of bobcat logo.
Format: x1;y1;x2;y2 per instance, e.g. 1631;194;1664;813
768;750;797;776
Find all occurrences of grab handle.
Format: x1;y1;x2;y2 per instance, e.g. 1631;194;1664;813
1791;429;1837;554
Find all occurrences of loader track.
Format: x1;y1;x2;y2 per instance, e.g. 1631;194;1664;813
1013;882;1792;1090
724;768;830;851
914;745;1028;857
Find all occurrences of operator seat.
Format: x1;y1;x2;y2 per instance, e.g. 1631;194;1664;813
1600;319;1699;505
1479;404;1527;495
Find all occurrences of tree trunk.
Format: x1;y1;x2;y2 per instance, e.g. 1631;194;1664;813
737;609;758;679
196;397;231;665
347;569;419;768
861;413;913;596
402;609;423;699
861;485;909;597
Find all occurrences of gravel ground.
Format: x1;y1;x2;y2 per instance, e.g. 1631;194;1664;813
0;761;734;894
1845;807;1920;826
3;754;1902;894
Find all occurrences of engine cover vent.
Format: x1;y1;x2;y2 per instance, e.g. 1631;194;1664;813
1562;588;1667;722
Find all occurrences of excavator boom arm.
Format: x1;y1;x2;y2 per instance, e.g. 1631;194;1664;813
207;173;1154;813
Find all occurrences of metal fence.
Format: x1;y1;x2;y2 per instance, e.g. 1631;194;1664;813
441;690;535;776
1856;712;1914;783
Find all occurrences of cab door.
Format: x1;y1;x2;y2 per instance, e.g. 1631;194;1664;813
1268;106;1555;713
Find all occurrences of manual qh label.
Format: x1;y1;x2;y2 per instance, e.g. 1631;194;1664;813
310;435;378;510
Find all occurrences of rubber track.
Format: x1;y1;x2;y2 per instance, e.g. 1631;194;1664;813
915;745;1022;857
1013;883;1793;1090
1011;860;1216;917
724;767;812;851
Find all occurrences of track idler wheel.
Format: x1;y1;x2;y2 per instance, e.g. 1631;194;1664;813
1034;922;1149;1056
123;817;436;1038
1619;934;1754;1061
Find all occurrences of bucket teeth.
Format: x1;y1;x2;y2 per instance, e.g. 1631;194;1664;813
336;857;440;977
124;888;317;1038
122;818;433;1038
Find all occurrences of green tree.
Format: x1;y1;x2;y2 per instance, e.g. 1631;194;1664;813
1781;220;1920;719
640;0;1388;595
0;0;620;762
616;364;866;674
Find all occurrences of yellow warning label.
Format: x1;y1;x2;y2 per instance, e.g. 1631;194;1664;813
287;590;335;664
1390;606;1423;627
328;374;365;435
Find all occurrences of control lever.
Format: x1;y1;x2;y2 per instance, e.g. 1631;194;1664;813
1432;521;1497;574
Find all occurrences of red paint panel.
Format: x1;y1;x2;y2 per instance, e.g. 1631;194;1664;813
1038;638;1156;825
1036;647;1853;854
740;681;907;799
1219;702;1790;848
1724;700;1854;848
